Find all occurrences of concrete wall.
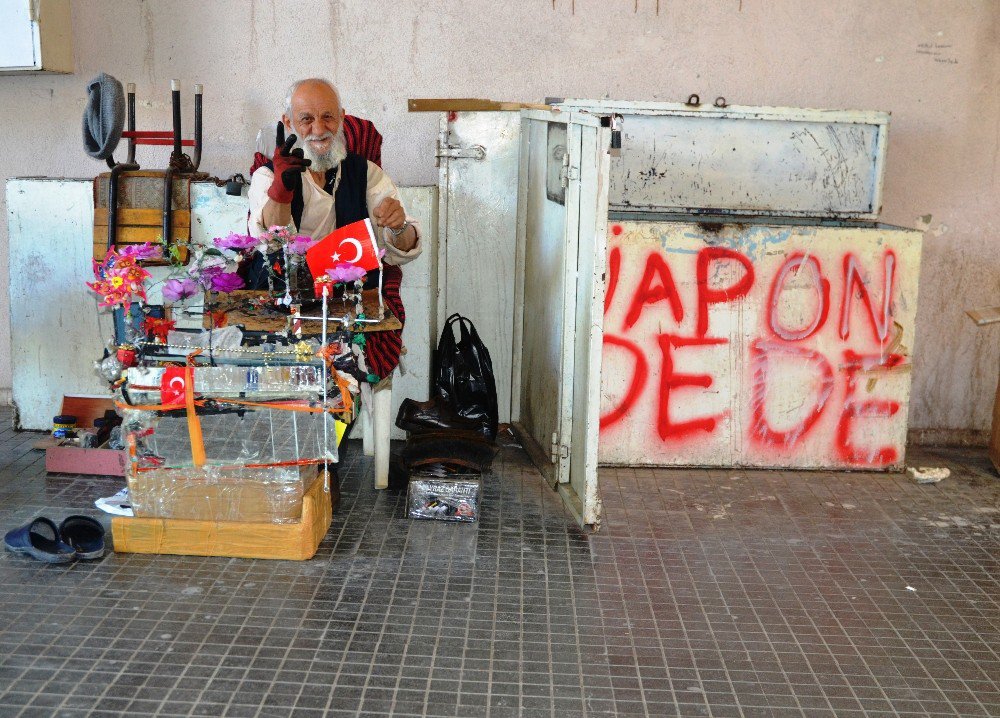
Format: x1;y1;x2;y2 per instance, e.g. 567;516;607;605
1;0;997;433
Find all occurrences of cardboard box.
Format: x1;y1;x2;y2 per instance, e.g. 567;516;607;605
128;465;320;524
43;396;127;477
111;469;333;560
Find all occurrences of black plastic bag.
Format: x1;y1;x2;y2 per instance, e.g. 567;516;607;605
434;314;499;440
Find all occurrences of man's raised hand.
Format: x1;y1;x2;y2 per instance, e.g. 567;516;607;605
267;121;311;204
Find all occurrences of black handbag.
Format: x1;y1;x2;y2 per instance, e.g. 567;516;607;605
434;314;499;441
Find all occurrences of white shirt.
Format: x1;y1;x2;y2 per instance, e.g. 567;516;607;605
247;161;422;266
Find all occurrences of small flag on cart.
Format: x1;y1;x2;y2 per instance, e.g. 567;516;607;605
306;218;381;280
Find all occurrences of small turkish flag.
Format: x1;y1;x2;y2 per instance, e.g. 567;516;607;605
306;218;381;280
160;366;188;407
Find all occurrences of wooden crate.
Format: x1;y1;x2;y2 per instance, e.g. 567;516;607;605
93;207;190;264
111;470;333;560
93;171;194;264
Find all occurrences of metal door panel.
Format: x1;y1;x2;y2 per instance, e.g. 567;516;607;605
436;111;520;422
564;124;611;527
513;110;609;528
514;116;570;486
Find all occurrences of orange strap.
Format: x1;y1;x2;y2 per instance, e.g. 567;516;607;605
185;352;206;467
334;372;354;415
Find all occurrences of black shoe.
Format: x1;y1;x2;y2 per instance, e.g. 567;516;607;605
395;397;495;441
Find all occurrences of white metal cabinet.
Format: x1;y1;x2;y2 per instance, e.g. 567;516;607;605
429;98;918;528
0;0;73;74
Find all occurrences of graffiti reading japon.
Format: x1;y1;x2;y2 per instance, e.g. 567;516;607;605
599;223;919;469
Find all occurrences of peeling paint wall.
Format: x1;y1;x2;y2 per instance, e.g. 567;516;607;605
0;0;997;433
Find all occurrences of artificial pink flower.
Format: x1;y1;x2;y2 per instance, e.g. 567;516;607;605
266;225;292;240
213;232;258;251
162;277;200;302
207;271;245;293
118;243;163;262
285;235;316;255
86;251;151;307
326;263;367;284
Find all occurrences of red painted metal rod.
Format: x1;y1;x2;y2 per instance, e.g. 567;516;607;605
122;131;176;138
133;139;196;146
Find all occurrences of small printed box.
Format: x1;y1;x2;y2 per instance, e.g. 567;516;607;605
407;476;481;522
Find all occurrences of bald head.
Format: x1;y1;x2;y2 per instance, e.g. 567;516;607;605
284;78;341;115
282;78;347;173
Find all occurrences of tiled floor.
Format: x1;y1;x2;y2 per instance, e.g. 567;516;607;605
1;409;998;718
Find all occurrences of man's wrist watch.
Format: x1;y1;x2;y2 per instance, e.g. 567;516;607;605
390;220;411;238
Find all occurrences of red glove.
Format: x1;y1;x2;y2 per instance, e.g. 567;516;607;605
267;122;311;204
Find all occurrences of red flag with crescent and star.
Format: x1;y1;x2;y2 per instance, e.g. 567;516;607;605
305;218;381;280
160;366;188;407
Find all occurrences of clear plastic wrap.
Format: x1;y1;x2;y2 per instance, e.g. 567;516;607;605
121;402;338;524
139;409;335;466
406;476;481;523
125;364;327;403
128;464;321;523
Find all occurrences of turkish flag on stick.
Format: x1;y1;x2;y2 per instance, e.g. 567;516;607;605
306;218;381;280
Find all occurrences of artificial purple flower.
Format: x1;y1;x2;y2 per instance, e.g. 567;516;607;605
196;264;225;285
213;232;257;251
118;243;162;261
326;263;367;284
285;235;316;255
162;277;200;302
207;271;245;293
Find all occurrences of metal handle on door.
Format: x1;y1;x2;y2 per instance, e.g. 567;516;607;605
436;144;487;161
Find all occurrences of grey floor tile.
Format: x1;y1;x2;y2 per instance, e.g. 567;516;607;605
0;415;996;718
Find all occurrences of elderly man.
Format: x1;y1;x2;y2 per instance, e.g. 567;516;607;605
247;78;420;506
247;77;421;273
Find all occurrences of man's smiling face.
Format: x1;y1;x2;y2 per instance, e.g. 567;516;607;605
283;80;347;172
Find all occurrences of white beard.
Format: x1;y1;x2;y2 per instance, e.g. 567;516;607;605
295;127;348;173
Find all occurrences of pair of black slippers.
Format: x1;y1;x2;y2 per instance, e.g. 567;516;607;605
4;516;106;563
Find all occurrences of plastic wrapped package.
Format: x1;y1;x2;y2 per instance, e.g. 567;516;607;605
128;464;322;523
139;408;336;466
407;476;481;523
125;364;328;403
121;404;339;524
166;326;244;351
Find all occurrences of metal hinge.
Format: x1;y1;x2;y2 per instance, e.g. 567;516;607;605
436;144;486;161
560;153;579;187
549;432;569;463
